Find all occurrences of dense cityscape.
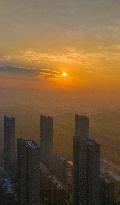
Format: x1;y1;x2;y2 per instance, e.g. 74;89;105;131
0;114;120;205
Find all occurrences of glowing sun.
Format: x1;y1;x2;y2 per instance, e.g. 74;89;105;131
62;72;68;77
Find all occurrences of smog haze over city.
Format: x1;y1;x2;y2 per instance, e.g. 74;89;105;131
1;1;120;205
0;0;120;172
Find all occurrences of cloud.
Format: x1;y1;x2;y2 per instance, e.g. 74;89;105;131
1;46;120;76
0;64;61;78
3;48;120;65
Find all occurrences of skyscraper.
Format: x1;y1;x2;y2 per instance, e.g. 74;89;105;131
4;116;16;171
17;138;40;205
40;115;53;160
73;114;100;205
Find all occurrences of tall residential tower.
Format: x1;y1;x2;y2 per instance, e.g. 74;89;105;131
73;114;100;205
40;115;53;160
4;116;16;171
17;138;40;205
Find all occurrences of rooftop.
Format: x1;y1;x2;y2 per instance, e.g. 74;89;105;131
22;139;39;149
27;140;39;148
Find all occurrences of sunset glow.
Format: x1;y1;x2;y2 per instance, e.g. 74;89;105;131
0;0;120;107
62;72;68;77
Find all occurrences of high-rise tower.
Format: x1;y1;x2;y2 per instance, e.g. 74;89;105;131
4;116;16;171
40;115;53;160
73;114;100;205
17;138;40;205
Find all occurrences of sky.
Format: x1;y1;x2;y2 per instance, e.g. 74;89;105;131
1;1;120;164
0;0;120;105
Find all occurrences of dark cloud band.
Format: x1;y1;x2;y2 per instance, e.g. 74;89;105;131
0;65;60;78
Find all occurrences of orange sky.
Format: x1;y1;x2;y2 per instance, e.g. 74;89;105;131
0;0;120;111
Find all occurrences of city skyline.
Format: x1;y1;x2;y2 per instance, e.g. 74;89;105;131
0;1;120;204
1;114;119;204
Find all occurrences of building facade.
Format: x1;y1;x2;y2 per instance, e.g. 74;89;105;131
40;115;53;161
4;116;16;172
17;138;40;205
73;114;100;205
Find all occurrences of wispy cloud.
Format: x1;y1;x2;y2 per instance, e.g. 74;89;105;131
1;46;120;76
2;47;120;65
0;64;61;78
